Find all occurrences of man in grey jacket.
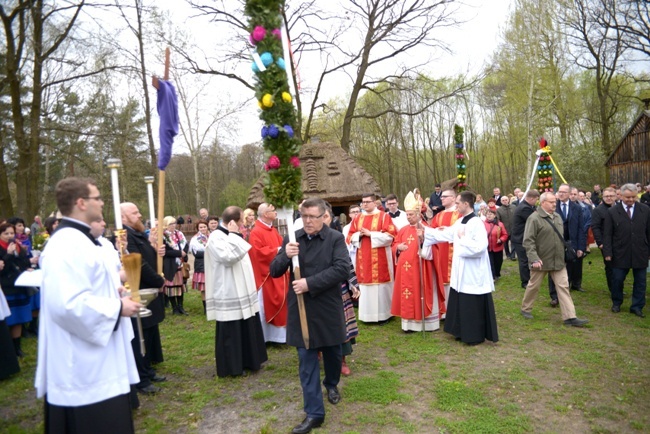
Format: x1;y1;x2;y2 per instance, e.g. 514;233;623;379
520;192;589;327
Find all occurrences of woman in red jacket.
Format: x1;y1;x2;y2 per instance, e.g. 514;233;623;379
484;210;508;281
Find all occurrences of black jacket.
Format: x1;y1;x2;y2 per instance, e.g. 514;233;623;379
270;224;350;349
0;245;31;296
511;200;536;244
603;202;650;269
591;202;612;247
125;225;165;327
557;200;587;251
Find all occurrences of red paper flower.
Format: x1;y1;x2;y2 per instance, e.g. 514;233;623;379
252;26;266;43
290;156;300;167
268;155;281;169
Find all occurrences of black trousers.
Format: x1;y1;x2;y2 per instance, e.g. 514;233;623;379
512;242;530;287
45;393;134;434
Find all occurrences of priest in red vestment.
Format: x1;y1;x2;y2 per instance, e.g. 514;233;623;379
248;203;289;343
346;193;397;323
391;191;443;332
429;189;459;312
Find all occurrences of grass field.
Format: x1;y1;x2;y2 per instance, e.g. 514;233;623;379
1;249;649;433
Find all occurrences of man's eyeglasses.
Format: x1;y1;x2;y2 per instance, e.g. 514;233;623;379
361;200;374;204
302;213;324;221
83;196;103;201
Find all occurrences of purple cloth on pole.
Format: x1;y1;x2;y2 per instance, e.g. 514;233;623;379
156;80;179;171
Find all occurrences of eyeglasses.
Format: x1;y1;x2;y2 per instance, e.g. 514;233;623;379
302;213;324;221
83;196;103;201
361;200;374;204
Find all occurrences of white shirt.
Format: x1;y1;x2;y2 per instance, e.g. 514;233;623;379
35;227;138;406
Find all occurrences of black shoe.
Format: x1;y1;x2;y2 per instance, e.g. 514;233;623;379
292;417;324;434
377;318;391;326
326;387;341;405
177;305;189;315
151;374;167;383
550;299;559;308
611;305;621;313
521;282;528;289
136;384;160;395
563;318;589;327
630;309;645;318
571;287;586;292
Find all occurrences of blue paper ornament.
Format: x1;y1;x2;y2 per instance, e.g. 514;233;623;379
260;52;273;67
268;124;279;139
277;58;286;70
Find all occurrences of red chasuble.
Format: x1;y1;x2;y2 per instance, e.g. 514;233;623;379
390;223;444;319
248;223;288;327
430;209;460;284
346;210;397;284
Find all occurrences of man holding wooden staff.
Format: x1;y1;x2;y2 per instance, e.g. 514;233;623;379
35;177;141;433
270;198;351;434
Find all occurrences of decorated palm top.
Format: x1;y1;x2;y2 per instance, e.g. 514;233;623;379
246;0;302;207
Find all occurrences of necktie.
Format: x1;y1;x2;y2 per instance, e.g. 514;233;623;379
627;206;632;219
562;203;567;220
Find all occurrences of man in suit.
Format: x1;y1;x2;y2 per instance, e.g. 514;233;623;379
603;183;650;318
548;184;586;306
511;189;540;289
429;184;443;217
121;202;167;395
569;186;591;292
591;188;616;295
493;187;504;207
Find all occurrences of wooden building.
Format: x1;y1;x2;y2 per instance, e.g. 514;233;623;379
247;141;382;221
605;109;650;186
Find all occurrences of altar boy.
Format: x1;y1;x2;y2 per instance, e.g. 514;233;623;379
35;177;142;433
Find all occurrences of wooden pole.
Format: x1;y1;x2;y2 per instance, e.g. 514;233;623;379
152;48;171;275
283;207;309;349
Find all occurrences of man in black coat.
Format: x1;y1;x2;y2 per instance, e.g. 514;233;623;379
511;189;540;289
121;202;167;394
603;183;650;318
549;184;587;305
591;187;616;295
270;197;351;434
428;184;443;217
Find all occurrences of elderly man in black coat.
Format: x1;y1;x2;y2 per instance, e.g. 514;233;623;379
270;197;351;434
511;189;540;289
121;202;167;395
603;183;650;318
591;187;616;295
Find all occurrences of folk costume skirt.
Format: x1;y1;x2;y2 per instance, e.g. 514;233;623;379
444;288;499;345
215;313;268;378
164;269;186;297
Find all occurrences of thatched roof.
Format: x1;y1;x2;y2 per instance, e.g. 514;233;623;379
247;141;381;209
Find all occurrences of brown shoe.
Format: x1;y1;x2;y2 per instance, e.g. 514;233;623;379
550;299;559;308
341;361;351;376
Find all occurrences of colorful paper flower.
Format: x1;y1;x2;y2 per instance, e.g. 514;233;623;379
251;61;260;73
276;58;286;70
268;155;281;169
290;156;300;168
251;26;266;43
260;52;273;67
262;94;274;108
272;28;282;39
282;92;292;103
268;124;279;139
261;126;269;138
284;125;294;138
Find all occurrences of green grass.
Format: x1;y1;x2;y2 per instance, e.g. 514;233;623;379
1;249;649;433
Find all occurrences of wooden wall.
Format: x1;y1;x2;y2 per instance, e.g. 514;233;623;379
607;113;650;186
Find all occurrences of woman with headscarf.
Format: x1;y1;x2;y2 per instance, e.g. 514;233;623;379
162;216;189;315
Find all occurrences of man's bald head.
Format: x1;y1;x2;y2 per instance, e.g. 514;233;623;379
121;202;144;232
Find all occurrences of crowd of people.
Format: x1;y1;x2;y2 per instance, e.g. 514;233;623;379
1;176;648;434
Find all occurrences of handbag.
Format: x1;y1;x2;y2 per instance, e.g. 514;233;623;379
182;262;190;279
543;218;578;263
